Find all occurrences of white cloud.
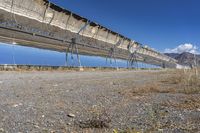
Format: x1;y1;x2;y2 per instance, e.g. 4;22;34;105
164;43;199;54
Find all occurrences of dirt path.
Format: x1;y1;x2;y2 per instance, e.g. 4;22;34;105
0;70;199;132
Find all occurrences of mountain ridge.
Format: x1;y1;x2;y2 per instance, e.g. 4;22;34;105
165;52;200;67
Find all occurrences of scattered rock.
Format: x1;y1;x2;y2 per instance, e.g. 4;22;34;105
67;122;71;125
34;125;40;128
158;129;163;132
13;104;18;107
12;103;23;107
68;113;75;118
53;84;58;87
0;128;4;132
110;82;116;85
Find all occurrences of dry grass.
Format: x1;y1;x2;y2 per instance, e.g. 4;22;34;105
162;95;200;110
160;70;185;84
132;83;176;94
119;68;200;97
160;69;200;94
120;82;176;97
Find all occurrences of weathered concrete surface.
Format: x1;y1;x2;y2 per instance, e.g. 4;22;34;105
0;70;199;132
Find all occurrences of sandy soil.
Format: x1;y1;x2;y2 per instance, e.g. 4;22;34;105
0;70;199;133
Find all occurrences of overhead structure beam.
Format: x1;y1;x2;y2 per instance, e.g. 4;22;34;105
0;0;178;68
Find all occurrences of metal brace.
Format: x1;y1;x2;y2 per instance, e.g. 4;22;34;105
127;52;138;68
65;13;72;30
127;43;141;68
42;2;50;22
65;20;91;67
106;37;123;64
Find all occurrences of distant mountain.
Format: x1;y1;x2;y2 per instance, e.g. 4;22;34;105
165;52;200;67
165;53;180;59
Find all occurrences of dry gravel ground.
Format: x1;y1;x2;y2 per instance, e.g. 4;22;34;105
0;69;200;133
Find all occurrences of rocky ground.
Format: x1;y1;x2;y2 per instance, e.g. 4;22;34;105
0;69;200;133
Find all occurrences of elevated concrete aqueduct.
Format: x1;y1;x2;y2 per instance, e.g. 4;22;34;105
0;0;178;68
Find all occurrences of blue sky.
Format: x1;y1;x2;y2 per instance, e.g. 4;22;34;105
49;0;200;53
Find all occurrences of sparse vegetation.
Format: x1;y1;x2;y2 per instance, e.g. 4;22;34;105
120;68;200;95
160;68;200;94
75;105;111;129
1;69;200;132
77;115;111;129
115;68;200;132
162;95;200;110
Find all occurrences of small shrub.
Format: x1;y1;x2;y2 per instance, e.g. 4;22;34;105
76;106;111;129
77;115;111;129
